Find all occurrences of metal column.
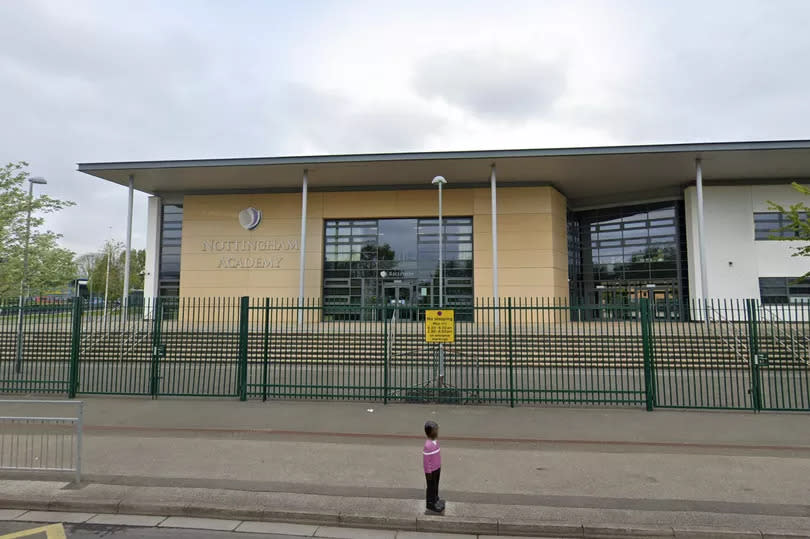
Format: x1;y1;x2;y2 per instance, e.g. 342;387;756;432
695;159;709;304
490;164;499;325
297;170;308;326
122;175;134;311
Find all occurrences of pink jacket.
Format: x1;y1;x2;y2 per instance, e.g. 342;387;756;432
423;439;441;473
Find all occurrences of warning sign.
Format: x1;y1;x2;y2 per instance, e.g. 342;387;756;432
425;309;455;343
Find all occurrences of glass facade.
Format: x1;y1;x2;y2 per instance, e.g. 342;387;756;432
754;211;808;240
759;277;810;304
159;204;183;296
323;217;474;319
568;202;688;318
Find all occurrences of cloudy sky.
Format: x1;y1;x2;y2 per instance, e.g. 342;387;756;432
1;0;809;254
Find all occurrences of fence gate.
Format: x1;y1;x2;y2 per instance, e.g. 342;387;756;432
652;299;809;411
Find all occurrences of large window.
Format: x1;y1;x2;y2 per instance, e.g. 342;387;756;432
754;212;808;240
759;277;810;304
323;217;474;318
568;202;688;317
159;204;183;297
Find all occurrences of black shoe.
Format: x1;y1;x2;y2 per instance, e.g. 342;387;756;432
436;499;446;512
426;503;444;514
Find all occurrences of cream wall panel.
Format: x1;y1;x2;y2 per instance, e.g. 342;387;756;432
180;186;568;300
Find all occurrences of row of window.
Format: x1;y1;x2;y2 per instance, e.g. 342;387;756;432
758;277;810;304
753;212;808;240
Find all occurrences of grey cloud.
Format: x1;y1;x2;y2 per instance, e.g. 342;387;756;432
412;50;567;121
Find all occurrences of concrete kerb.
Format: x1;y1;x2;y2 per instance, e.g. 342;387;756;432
0;491;806;538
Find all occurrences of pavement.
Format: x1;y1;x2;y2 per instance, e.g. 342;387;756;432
1;397;810;538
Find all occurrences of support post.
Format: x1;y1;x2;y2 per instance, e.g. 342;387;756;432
123;175;134;313
298;170;308;326
508;297;515;408
490;164;499;325
695;159;709;308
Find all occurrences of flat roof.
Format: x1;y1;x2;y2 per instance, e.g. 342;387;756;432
78;139;810;208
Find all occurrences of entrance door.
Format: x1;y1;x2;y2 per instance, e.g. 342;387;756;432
384;285;414;320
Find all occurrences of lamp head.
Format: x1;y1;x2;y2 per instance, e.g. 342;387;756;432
29;177;47;185
431;176;447;185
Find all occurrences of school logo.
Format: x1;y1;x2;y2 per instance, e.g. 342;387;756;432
238;207;262;230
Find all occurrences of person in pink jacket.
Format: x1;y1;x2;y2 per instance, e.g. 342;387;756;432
423;420;445;514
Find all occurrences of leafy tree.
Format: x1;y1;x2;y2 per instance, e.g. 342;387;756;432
87;240;145;300
768;182;810;281
0;161;77;297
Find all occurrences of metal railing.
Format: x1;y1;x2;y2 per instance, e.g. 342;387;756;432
0;296;808;412
0;399;83;483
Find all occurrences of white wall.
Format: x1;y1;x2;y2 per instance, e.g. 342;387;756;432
143;196;161;309
685;184;808;302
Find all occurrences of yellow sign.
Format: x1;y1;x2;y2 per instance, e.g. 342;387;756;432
1;524;66;539
425;309;455;343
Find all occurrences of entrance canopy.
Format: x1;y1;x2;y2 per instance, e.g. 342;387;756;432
78;140;810;208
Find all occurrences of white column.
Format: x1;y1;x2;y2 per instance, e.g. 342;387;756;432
695;159;709;302
297;169;309;325
143;196;162;319
122;174;134;311
490;164;499;325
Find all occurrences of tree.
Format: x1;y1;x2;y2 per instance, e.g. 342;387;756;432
87;240;146;300
0;161;77;297
768;182;810;281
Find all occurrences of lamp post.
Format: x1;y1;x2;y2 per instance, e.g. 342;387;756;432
15;176;47;373
432;175;447;388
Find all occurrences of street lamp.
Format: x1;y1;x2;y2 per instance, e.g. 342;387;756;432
15;176;47;373
431;175;447;389
431;176;447;309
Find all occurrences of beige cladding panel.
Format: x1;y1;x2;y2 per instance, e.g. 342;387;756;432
179;186;568;300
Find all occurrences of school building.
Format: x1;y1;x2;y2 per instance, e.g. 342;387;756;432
78;140;810;317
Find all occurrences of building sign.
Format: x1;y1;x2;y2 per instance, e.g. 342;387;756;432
425;309;455;343
238;207;262;230
200;238;299;270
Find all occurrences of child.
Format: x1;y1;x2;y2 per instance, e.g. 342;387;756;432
423;420;445;514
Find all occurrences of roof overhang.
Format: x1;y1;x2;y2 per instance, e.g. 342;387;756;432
77;140;810;208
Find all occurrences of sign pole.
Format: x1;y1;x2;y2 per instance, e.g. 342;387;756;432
432;175;447;389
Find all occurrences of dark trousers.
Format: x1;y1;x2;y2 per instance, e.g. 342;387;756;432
425;468;441;505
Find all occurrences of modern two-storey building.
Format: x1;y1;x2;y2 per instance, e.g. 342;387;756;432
78;140;810;318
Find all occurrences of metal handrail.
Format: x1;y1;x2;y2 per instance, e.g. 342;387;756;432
0;400;83;484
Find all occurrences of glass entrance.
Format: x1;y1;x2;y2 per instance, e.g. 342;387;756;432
384;284;414;320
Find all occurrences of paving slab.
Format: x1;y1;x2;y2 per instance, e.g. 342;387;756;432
761;532;810;539
673;527;763;538
159;516;241;531
16;510;94;523
0;509;26;521
87;513;167;527
315;525;396;538
235;520;318;535
417;513;498;535
583;524;675;538
397;532;476;539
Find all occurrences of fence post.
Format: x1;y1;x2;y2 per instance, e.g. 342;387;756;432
640;298;655;412
262;298;270;402
149;297;163;399
508;297;515;408
68;297;83;399
238;296;249;402
383;305;389;405
745;298;761;412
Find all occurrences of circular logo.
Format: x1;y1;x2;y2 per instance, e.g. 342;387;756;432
238;207;262;230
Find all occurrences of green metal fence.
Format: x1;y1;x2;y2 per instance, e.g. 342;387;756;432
1;296;808;411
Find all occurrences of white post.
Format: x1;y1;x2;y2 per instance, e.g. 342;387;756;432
490;164;499;325
695;158;710;319
122;175;134;314
297;169;309;326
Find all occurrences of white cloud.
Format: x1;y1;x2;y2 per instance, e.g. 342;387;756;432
0;0;809;254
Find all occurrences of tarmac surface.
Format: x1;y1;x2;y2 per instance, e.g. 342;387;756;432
1;397;809;537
